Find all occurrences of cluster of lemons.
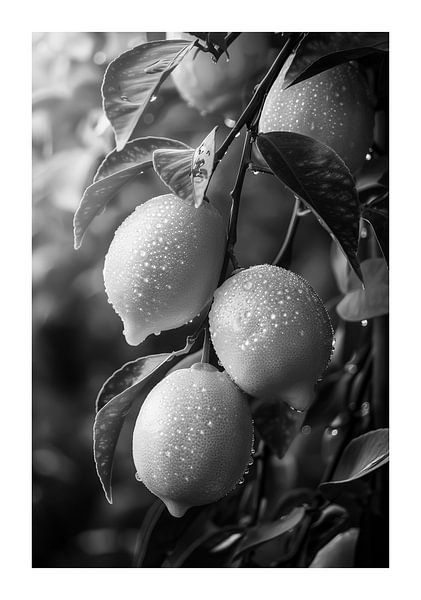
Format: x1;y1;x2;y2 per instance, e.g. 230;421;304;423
103;38;373;517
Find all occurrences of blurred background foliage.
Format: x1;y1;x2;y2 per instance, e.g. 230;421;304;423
33;32;354;567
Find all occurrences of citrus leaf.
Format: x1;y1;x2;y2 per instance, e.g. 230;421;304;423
257;131;362;282
233;506;306;557
94;339;197;503
152;128;217;207
363;200;389;265
337;258;389;322
320;428;389;499
152;147;194;201
283;32;389;89
73;137;190;249
96;353;171;414
133;499;165;568
102;40;194;151
192;127;217;207
252;400;306;459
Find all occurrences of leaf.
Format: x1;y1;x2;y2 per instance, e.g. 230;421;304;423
283;32;389;89
133;500;165;567
320;429;389;499
102;40;194;150
192;128;217;207
363;200;389;265
307;504;351;560
94;338;197;503
73;137;190;249
152;147;194;201
96;353;171;413
337;258;389;322
257;131;362;281
233;506;306;557
153;128;217;207
252;400;306;459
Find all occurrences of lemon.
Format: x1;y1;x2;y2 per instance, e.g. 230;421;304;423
103;194;226;345
209;264;334;411
259;62;374;172
132;363;254;517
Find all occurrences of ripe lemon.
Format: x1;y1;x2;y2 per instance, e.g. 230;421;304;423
168;32;275;117
209;264;334;411
103;194;226;346
259;61;374;172
132;363;254;517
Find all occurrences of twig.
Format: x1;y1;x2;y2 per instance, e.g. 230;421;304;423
201;323;211;364
272;196;301;268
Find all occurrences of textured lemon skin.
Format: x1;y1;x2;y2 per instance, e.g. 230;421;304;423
259;62;374;172
209;265;334;411
103;194;226;346
132;363;254;517
169;32;275;116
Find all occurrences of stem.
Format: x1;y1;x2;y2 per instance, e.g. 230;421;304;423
201;324;211;364
272;196;301;268
214;33;302;165
217;130;252;283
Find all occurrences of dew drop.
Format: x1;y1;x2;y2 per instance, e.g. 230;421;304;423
150;95;157;103
135;472;142;482
238;477;245;485
361;319;368;327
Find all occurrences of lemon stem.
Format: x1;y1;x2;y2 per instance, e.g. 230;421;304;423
272;196;301;268
201;324;211;364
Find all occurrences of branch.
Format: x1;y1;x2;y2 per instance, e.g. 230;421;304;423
214;33;303;165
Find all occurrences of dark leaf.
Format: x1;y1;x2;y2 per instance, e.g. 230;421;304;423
283;33;389;89
257;132;362;281
252;399;306;458
320;428;389;499
133;500;165;567
337;258;389;322
363;202;389;265
161;506;217;567
309;528;359;567
73;137;189;248
153;128;217;207
102;40;193;150
94;339;198;503
234;506;306;557
96;353;171;413
307;504;350;561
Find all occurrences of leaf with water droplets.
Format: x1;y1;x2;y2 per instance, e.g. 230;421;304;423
102;40;193;151
337;258;389;322
252;399;306;459
283;32;389;89
94;340;197;503
153;128;217;206
257;131;362;282
73;137;190;249
320;428;389;500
